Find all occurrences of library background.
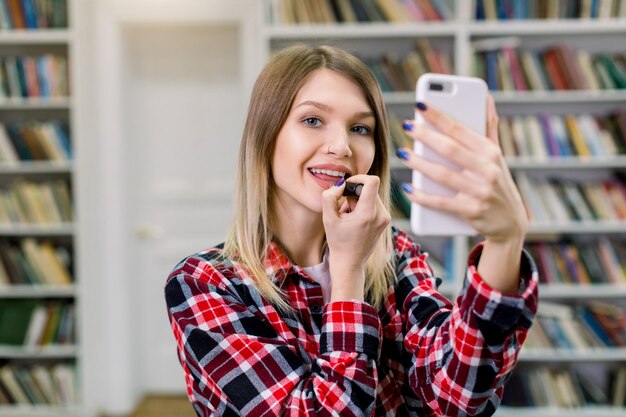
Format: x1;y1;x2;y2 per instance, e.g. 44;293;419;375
0;0;624;416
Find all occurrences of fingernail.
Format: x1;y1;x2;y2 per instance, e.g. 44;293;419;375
402;183;413;193
396;148;410;160
416;102;427;111
402;120;414;131
336;177;345;187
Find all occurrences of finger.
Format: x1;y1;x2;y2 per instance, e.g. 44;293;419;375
415;101;487;153
322;180;346;220
338;197;351;214
398;147;495;199
401;122;497;174
343;174;380;207
402;183;474;218
486;94;500;146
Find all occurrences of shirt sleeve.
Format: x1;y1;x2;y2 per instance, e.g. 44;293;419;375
393;229;538;417
164;254;382;417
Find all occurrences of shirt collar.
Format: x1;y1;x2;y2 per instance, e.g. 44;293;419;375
263;240;314;285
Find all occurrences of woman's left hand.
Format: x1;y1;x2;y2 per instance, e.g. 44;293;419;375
398;96;528;244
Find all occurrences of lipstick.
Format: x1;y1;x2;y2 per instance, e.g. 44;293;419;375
343;182;363;198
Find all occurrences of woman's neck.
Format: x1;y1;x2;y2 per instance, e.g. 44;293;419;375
270;208;326;267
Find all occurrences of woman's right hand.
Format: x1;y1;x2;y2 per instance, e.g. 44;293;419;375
322;174;390;302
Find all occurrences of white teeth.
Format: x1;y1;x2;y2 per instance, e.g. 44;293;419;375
310;168;346;178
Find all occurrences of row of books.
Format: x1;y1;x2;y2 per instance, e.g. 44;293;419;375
0;179;72;225
0;0;67;29
0;238;72;285
502;366;626;407
268;0;452;24
0;55;69;100
515;173;626;223
0;299;74;346
499;111;626;159
364;40;452;92
0;362;76;406
472;42;626;91
526;239;626;285
525;301;626;349
0;121;71;162
476;0;626;20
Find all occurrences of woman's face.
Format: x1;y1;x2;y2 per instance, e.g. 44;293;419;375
271;68;376;216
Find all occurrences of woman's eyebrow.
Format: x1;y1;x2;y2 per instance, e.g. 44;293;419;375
296;100;374;119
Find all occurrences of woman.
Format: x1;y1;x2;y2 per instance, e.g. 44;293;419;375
165;44;538;417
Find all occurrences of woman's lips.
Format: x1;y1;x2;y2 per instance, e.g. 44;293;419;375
308;169;342;190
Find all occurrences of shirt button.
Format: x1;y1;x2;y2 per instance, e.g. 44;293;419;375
311;304;322;314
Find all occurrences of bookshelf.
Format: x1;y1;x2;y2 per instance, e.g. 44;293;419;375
258;0;626;415
0;0;80;415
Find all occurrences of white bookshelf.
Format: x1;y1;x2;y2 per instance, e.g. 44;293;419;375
259;0;626;415
0;0;80;415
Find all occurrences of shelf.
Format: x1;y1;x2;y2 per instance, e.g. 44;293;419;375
0;29;72;44
491;90;626;104
495;406;626;417
469;18;626;36
528;221;626;235
263;22;458;38
0;284;76;298
519;347;626;362
384;90;626;105
538;284;626;299
0;161;73;175
507;156;626;170
0;223;74;236
0;344;78;359
390;156;626;170
0;97;72;110
394;218;626;236
0;405;80;417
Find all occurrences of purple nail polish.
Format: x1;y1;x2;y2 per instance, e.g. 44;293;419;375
396;148;410;160
402;120;414;131
416;102;427;111
402;183;413;193
336;177;345;187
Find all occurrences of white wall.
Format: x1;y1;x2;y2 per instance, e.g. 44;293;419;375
77;1;263;415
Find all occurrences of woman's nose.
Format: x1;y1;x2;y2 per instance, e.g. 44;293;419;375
326;131;352;158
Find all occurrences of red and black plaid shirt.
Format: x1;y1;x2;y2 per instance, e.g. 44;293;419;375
165;227;538;417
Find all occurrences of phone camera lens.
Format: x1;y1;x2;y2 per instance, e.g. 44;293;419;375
429;83;444;91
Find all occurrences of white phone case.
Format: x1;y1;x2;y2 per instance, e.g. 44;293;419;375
411;73;488;236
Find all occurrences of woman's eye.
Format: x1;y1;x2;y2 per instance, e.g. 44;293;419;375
352;125;372;136
303;117;322;128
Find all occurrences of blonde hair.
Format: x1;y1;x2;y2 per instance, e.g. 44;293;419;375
224;44;395;311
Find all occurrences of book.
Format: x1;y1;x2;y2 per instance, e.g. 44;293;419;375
51;363;75;405
32;364;60;405
6;0;26;29
0;124;19;163
13;366;44;404
520;51;546;91
0;300;38;345
564;115;591;156
498;117;517;157
0;365;29;404
503;47;527;90
576;49;601;90
376;0;410;22
24;304;48;346
20;124;48;160
542;48;569;90
524;115;548;159
537;114;559;157
612;366;626;406
39;241;72;284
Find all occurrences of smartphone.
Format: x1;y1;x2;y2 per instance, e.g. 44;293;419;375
411;73;488;236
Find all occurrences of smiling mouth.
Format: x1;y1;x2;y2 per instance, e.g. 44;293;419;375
308;168;347;183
